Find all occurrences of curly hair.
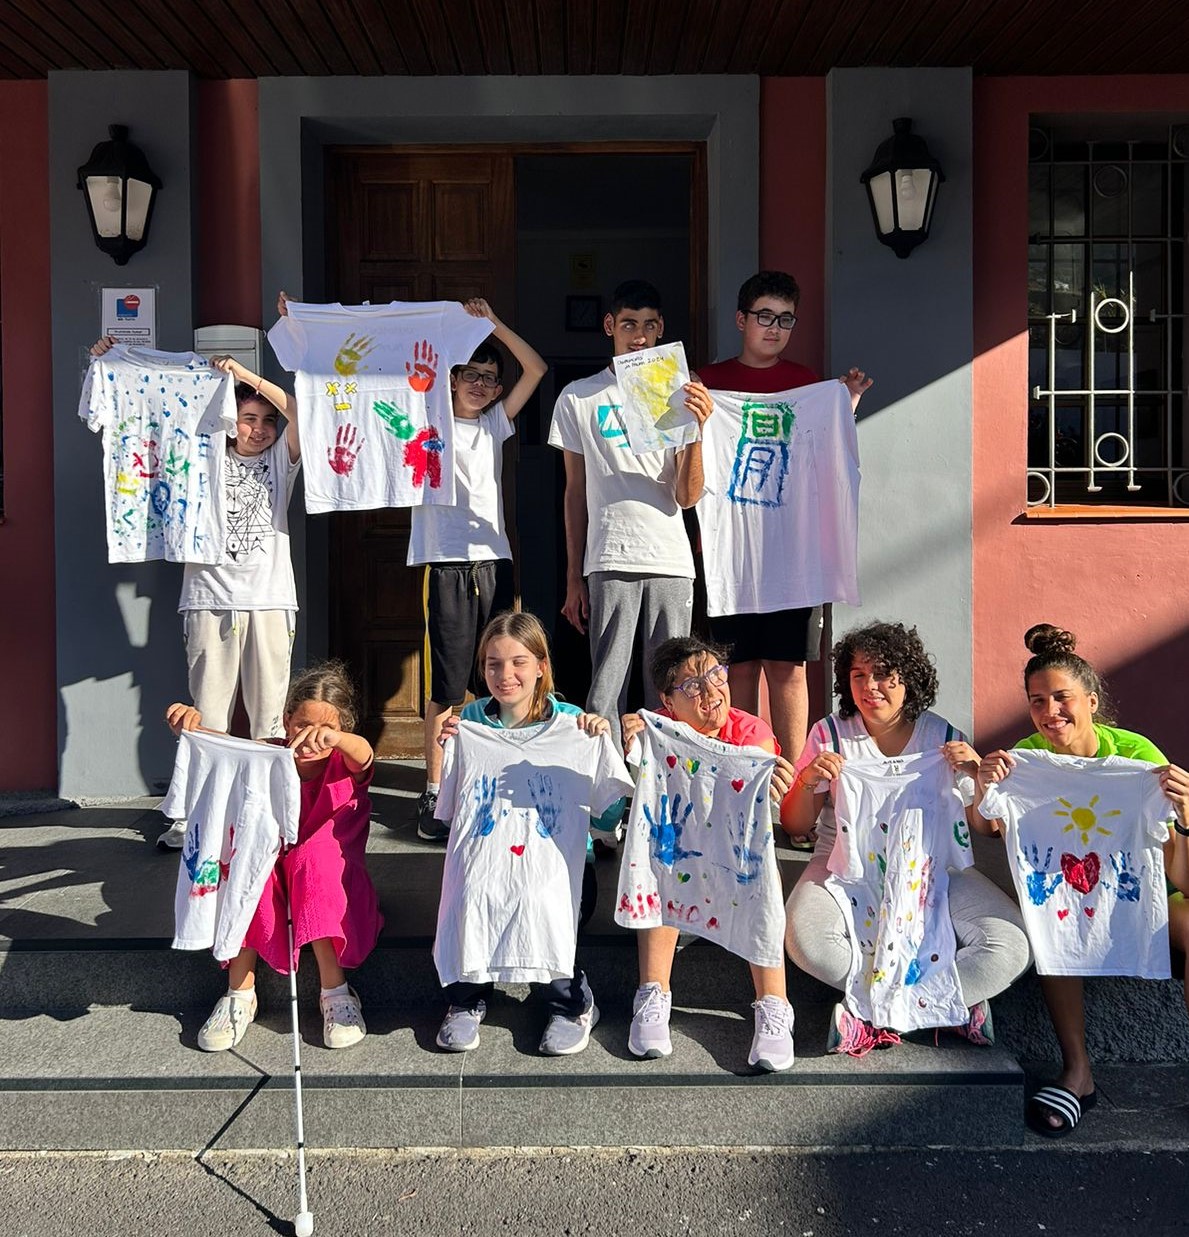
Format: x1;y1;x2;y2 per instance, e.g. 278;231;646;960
832;621;938;723
285;660;358;733
649;635;731;697
1022;623;1115;724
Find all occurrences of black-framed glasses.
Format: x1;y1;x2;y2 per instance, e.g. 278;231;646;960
457;366;500;389
672;664;729;699
743;309;797;330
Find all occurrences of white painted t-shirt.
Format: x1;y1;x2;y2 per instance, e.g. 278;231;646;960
697;381;860;615
162;730;300;962
432;715;633;985
979;750;1172;978
79;345;236;564
828;751;973;1030
547;367;695;579
178;436;301;612
408;405;515;565
268;300;492;512
616;710;784;968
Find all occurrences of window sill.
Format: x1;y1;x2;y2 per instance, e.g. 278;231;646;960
1022;505;1189;521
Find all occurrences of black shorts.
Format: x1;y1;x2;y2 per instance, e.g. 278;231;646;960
426;561;502;705
707;606;824;664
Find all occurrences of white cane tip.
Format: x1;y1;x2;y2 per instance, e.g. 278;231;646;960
294;1211;314;1237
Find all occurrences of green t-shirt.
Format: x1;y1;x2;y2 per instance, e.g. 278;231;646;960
1014;723;1166;765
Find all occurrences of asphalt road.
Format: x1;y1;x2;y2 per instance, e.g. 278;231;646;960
7;1146;1187;1237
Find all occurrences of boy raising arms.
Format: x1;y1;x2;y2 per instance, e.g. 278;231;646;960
412;298;547;841
696;270;871;764
550;280;713;746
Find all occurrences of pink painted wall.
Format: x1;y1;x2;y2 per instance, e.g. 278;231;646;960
195;80;261;325
0;82;57;791
973;76;1189;757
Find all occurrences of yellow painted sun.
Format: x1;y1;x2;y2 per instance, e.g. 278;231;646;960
1054;795;1120;846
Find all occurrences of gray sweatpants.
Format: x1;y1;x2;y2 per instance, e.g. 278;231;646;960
784;856;1032;1010
587;571;693;747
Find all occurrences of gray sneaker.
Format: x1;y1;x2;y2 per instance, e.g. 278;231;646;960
157;820;187;851
539;1001;600;1056
436;1001;486;1052
628;982;673;1059
416;790;450;842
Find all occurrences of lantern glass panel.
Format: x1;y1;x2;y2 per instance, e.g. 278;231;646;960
868;171;894;234
125;178;154;241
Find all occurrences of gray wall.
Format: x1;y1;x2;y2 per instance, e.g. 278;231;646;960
825;68;974;734
50;71;196;799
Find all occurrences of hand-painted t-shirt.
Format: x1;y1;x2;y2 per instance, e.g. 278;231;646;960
616;709;784;968
547;367;695;579
979;749;1172;978
432;714;633;985
79;345;236;563
162;730;300;962
268;300;493;512
408;404;516;564
177;436;301;612
696;381;860;615
828;751;973;1030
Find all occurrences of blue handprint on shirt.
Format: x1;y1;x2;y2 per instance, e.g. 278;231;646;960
726;811;766;885
182;824;219;896
1109;850;1143;902
469;774;500;838
1018;843;1063;906
528;773;563;840
643;792;702;868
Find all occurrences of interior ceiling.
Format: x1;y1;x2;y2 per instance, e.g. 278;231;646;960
2;0;1187;78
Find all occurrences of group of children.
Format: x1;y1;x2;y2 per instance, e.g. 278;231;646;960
124;271;1189;1144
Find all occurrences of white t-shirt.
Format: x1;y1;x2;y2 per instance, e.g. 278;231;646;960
616;710;784;968
547;367;695;579
79;345;236;564
828;751;973;1030
161;730;300;962
268;301;493;512
796;710;971;860
432;715;633;985
697;381;860;615
408;405;515;565
979;750;1172;978
178;437;301;612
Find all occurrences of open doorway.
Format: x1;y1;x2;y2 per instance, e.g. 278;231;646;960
324;143;706;754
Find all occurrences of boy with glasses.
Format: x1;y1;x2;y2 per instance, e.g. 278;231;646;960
410;298;547;840
696;271;871;767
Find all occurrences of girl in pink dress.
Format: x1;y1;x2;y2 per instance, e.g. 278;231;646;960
167;661;383;1052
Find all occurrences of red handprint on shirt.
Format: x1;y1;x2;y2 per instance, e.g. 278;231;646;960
405;340;438;393
327;423;364;476
403;427;444;489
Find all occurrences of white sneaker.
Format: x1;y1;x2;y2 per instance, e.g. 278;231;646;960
628;982;673;1059
198;991;257;1052
157;820;187;850
321;986;366;1049
749;995;795;1072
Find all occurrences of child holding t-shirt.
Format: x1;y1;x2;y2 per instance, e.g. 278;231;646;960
92;300;303;850
410;299;547;841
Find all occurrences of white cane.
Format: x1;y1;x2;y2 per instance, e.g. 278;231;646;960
287;890;314;1237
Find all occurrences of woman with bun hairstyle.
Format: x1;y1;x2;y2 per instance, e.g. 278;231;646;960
976;624;1189;1138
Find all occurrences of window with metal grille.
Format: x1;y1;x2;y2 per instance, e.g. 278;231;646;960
1027;124;1188;508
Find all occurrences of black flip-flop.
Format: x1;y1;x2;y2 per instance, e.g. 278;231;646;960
1025;1085;1098;1138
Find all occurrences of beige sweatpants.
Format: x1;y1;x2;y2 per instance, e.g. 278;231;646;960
182;609;296;739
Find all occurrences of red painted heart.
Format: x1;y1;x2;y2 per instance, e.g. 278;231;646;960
1084;906;1095;918
1060;851;1100;895
666;755;678;768
509;844;525;856
1057;909;1069;919
731;779;745;792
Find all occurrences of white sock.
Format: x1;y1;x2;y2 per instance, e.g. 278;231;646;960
426;782;440;795
321;981;349;999
228;986;255;1001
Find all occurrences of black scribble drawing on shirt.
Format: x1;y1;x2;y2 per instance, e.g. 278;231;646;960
223;455;276;562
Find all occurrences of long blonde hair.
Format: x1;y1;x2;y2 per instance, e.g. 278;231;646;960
477;611;555;724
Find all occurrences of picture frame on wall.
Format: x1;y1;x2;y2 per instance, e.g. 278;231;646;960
565;294;603;332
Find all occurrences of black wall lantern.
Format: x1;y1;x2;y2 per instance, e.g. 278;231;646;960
860;118;944;259
77;125;163;266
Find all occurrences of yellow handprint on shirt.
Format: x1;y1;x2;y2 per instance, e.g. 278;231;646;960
334;333;376;376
